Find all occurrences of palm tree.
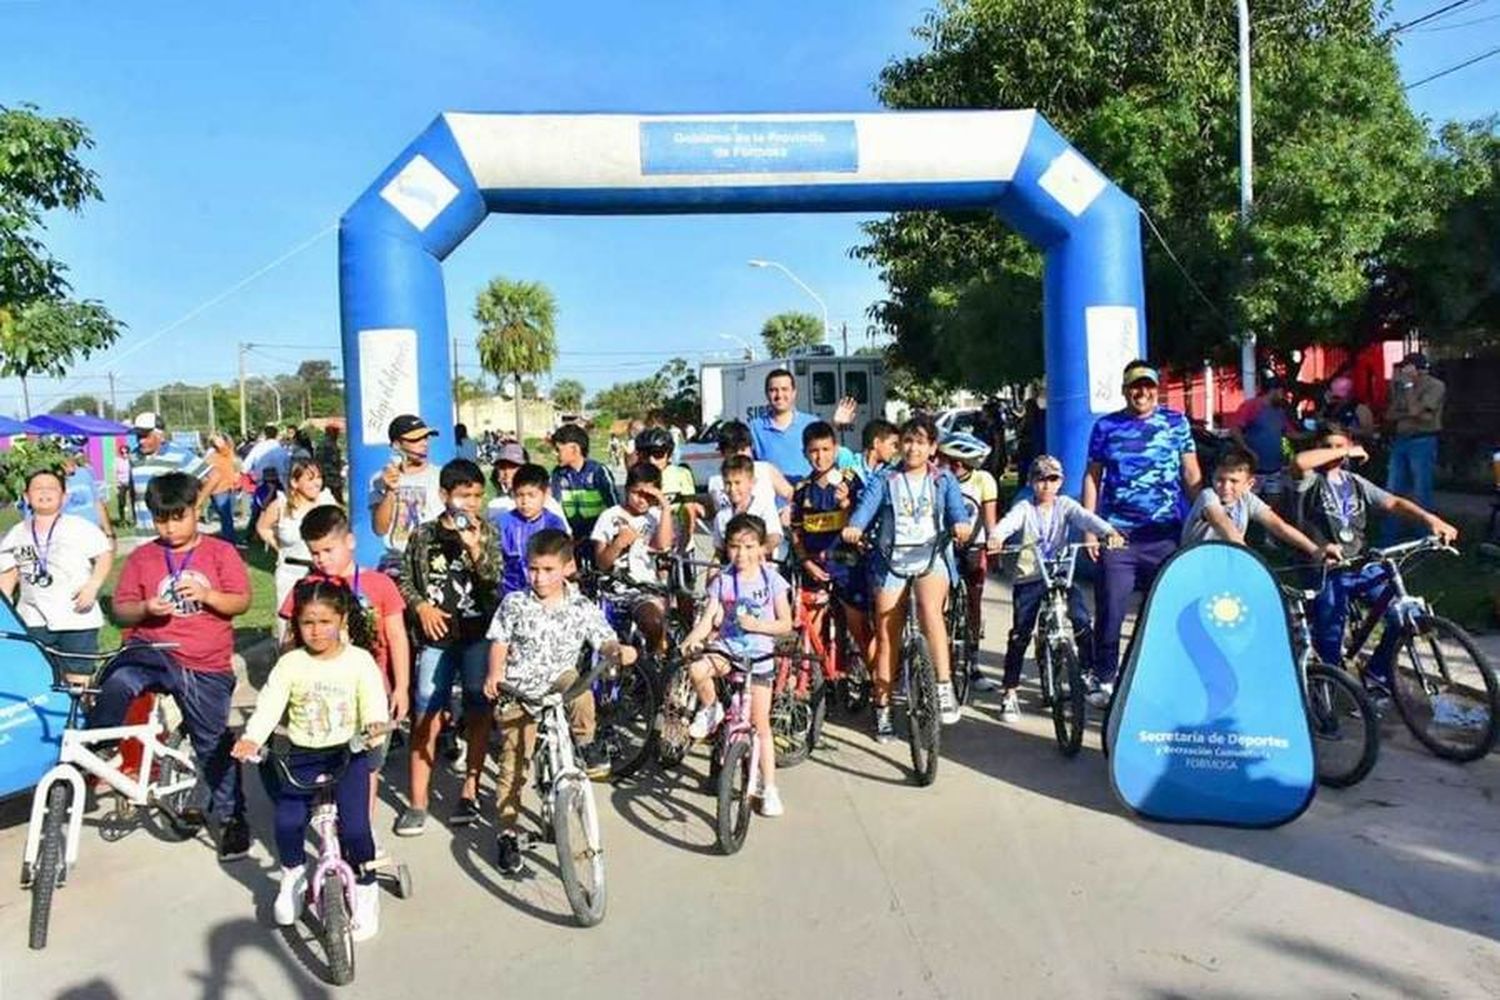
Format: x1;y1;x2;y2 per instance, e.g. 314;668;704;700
474;277;557;442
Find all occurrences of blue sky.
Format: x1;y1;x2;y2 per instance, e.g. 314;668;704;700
5;0;1498;418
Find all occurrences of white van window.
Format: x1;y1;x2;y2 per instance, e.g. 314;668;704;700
844;370;869;404
811;371;837;406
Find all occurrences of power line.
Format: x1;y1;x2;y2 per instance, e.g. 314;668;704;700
1137;208;1235;333
1387;0;1485;35
1412;9;1500;30
1406;44;1500;88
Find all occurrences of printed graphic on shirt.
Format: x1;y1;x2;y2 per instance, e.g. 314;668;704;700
157;568;212;617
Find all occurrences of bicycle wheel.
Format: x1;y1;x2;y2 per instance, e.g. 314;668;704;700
1035;634;1056;709
154;731;200;838
320;876;355;986
905;637;941;787
553;780;606;927
28;781;70;950
1389;614;1500;763
947;582;972;707
770;658;821;768
1306;662;1379;788
837;625;871;715
596;660;659;780
715;738;754;855
1044;641;1086;757
805;659;830;755
653;662;693;769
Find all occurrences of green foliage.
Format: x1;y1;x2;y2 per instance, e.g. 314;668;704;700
552;377;586;412
588;357;700;426
452;375;491;404
474;277;558;383
0;298;124;413
50;394;114;419
859;0;1433;384
759;311;824;358
0;436;69;504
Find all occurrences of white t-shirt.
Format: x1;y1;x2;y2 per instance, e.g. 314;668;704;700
708;459;779;515
590;504;664;584
0;514;111;630
889;470;939;574
368;463;445;555
711;492;782;551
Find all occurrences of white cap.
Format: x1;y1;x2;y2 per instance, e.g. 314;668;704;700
132;412;164;433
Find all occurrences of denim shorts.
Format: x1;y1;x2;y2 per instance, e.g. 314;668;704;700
873;545;956;593
413;640;491;716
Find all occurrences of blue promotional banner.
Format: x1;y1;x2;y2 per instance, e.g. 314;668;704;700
640;120;859;175
0;599;65;800
1106;542;1316;828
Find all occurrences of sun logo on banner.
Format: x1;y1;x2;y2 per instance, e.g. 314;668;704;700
1208;592;1248;629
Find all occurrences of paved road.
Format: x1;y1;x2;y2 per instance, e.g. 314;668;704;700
2;586;1498;1000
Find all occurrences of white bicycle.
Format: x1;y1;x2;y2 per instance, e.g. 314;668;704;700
10;634;192;950
496;656;610;927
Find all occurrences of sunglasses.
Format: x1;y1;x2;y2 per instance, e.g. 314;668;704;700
1033;474;1063;483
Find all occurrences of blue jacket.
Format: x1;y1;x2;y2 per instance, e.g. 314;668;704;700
497;507;570;596
847;463;971;555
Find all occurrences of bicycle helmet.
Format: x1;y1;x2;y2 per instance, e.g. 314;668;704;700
937;430;991;464
634;426;674;457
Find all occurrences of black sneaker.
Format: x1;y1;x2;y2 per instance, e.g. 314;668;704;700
216;815;251;862
580;742;612;780
874;706;896;744
393;807;428;837
496;832;523;875
450;797;480;826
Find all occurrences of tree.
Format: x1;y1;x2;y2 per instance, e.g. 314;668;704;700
590;377;663;422
452;375;491;404
587;357;700;427
474;277;557;443
657;358;700;427
858;1;1432;386
552;377;586;412
50;393;113;419
760;311;824;358
0;105;125;415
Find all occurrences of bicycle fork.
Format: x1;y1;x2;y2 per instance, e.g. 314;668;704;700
21;766;87;885
308;802;357;918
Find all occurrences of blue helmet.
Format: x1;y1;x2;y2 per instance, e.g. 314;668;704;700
937;430;991;464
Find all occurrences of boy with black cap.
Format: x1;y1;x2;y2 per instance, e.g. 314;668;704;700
370;414;446;574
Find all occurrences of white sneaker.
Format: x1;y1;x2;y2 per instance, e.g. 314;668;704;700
747;768;764;800
273;865;307;926
759;785;784;817
352;880;380;942
688;701;724;740
1086;682;1115;710
1000;690;1021;723
939;682;961;725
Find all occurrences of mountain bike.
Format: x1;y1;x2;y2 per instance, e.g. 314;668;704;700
1332;536;1499;762
495;656;612;926
589;572;664;779
881;535;954;787
10;635;187;950
946;500;984;708
777;550;871;762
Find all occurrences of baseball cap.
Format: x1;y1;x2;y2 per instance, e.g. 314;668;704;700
1121;363;1160;386
495;442;526;466
1029;454;1064;481
132;412;165;434
387;414;437;442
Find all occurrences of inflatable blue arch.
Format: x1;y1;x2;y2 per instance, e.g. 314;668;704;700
339;111;1146;562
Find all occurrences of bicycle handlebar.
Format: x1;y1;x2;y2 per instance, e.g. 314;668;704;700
495;651;615;708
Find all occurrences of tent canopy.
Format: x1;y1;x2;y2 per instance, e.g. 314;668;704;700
0;416;29;436
22;414;131;437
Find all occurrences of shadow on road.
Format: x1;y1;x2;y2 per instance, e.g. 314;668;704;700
188;916;332;1000
609;758;720;855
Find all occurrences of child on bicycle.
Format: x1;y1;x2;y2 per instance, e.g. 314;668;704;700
550;423;617;571
233;578;389;937
856;419;900;482
634;426;702;546
592;462;674;653
396;458;500;837
1182;446;1340;560
841;415;973;740
682;513;794;815
790;421;872;666
483;528;633;874
0;467;115;659
713;455;782;559
990;456;1122;722
710;419;793;514
90;472;252;861
936;431;1000;692
1290;427;1458;699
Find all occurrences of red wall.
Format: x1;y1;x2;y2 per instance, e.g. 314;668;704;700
1159;341;1402;423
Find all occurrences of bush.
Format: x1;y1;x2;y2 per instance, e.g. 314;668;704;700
0;438;69;504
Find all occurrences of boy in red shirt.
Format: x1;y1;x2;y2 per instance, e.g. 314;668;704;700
90;472;253;861
277;505;410;828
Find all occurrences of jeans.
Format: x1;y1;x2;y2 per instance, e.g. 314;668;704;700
1003;578;1093;688
1092;528;1178;685
25;624;100;659
1385;434;1437;541
413;640;491;717
209;491;237;545
1311;563;1403;687
260;747;374;869
90;648;244;822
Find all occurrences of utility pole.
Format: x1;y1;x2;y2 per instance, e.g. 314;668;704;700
95;393;104;418
1237;0;1257;396
153;387;162;417
451;334;461;420
107;372;117;419
840;321;848;356
207;385;217;435
238;342;248;439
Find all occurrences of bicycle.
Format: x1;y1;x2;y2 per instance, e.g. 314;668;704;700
946;498;985;708
1327;535;1500;763
776;550;871;763
494;655;612;927
698;644;820;855
248;727;408;985
587;571;664;779
880;535;954;787
1277;576;1380;787
995;540;1100;756
10;634;188;950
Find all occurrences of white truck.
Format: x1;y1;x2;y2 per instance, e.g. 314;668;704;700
684;347;887;486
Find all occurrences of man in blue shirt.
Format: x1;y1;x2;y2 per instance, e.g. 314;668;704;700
750;369;861;484
1081;361;1202;704
1228;375;1300;501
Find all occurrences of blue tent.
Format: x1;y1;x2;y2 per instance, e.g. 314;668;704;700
0;416;28;436
22;413;131;437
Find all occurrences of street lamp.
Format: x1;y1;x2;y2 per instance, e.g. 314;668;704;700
246;374;283;424
747;258;833;351
1236;0;1256;397
719;333;755;361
